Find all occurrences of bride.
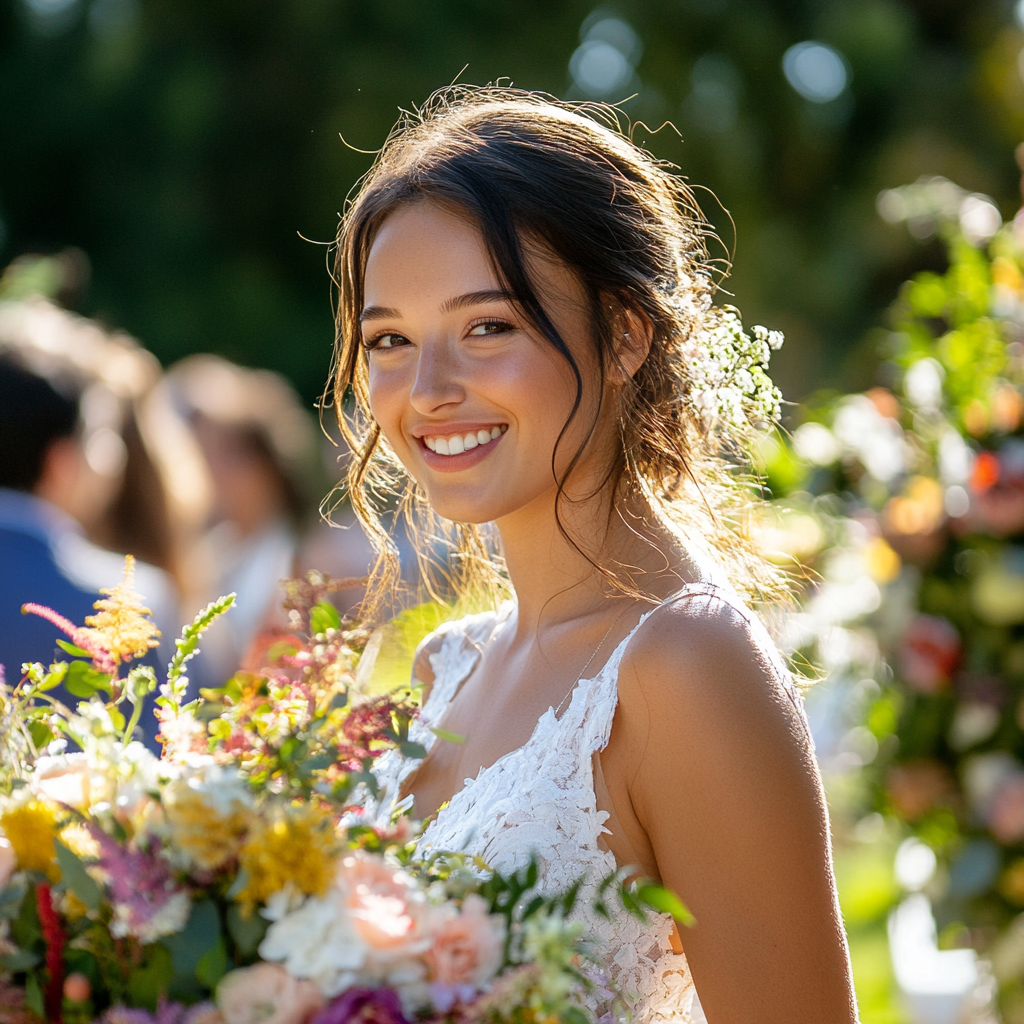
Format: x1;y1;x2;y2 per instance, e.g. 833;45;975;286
330;87;858;1023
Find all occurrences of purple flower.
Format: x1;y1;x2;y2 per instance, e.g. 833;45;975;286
310;988;408;1024
428;983;476;1015
90;826;190;942
100;1000;190;1024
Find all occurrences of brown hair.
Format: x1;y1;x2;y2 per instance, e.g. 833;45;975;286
328;85;786;616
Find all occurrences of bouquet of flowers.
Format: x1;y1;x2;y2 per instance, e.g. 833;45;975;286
0;560;681;1024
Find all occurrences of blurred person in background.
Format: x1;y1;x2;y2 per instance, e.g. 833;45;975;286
167;355;329;686
0;292;209;742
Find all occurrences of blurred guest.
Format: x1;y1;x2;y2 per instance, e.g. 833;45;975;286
0;298;195;739
167;355;322;686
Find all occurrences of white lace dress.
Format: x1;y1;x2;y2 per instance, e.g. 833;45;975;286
368;583;800;1023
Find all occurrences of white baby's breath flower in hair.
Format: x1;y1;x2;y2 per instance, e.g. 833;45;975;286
681;307;784;433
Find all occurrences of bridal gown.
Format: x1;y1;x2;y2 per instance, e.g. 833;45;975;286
369;582;805;1024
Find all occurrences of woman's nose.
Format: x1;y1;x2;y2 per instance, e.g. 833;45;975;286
409;341;465;412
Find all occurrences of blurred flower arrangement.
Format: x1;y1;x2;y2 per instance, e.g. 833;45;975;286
0;562;683;1024
759;175;1024;1019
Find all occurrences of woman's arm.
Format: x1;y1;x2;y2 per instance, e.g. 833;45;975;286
615;596;858;1024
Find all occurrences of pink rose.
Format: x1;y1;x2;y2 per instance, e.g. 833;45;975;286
339;853;427;954
217;964;324;1024
898;615;961;694
426;894;505;988
991;775;1024;844
32;753;94;810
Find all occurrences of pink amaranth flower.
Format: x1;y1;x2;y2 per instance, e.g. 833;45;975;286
20;602;115;674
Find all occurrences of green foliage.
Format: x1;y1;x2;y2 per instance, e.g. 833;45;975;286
309;600;342;637
54;841;101;913
163;898;220;995
63;660;113;699
162;593;236;707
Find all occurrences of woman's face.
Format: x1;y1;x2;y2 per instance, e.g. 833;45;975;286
361;201;615;525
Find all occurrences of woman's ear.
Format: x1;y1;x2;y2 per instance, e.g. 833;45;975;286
609;307;654;384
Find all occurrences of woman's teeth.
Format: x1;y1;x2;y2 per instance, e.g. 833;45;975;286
424;425;507;456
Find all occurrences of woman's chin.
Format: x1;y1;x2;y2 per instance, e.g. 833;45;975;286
422;487;531;527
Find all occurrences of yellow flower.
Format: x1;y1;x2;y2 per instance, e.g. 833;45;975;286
1;800;62;881
164;784;252;872
235;804;339;916
85;555;161;666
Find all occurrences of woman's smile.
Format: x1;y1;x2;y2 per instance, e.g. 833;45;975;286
416;422;508;470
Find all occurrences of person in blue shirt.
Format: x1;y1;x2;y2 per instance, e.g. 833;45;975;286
0;319;177;747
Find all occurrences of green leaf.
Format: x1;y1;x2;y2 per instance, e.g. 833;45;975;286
399;741;427;759
64;660;113;698
525;858;538;889
25;973;43;1017
108;706;125;732
27;720;53;751
310;600;341;636
429;726;466;744
0;877;27;920
0;949;39;971
54;841;101;912
56;640;94;659
637;884;695;926
37;664;68;692
329;691;348;711
208;719;231;742
128;943;174;1012
226;904;268;958
521;895;546;920
267;641;299;662
163;898;219;982
196;936;228;989
11;879;42;950
560;1005;591;1024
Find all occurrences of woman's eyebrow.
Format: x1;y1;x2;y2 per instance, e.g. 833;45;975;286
359;289;514;324
440;289;514;313
359;305;401;323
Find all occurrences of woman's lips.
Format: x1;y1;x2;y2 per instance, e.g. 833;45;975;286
418;428;506;472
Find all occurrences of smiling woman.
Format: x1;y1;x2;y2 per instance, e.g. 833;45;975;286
327;85;858;1023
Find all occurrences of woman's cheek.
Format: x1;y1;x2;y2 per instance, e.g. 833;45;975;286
367;372;411;462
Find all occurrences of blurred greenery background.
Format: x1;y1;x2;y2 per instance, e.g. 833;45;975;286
5;0;1024;409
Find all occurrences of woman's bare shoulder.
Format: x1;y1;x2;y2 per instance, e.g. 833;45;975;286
616;588;807;750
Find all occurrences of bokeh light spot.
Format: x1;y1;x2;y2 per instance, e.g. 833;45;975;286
782;41;850;103
570;40;633;96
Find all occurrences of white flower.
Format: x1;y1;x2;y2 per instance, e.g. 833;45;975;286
110;890;191;945
682;308;783;432
181;763;253;815
259;888;368;997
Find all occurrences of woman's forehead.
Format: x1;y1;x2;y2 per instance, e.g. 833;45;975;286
362;201;586;320
363;203;500;305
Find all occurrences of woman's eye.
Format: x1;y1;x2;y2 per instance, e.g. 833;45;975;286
468;321;512;337
365;333;408;350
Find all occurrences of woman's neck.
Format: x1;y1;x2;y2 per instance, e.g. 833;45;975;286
494;478;692;635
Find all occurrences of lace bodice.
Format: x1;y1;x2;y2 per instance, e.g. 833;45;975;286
369;583;800;1023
